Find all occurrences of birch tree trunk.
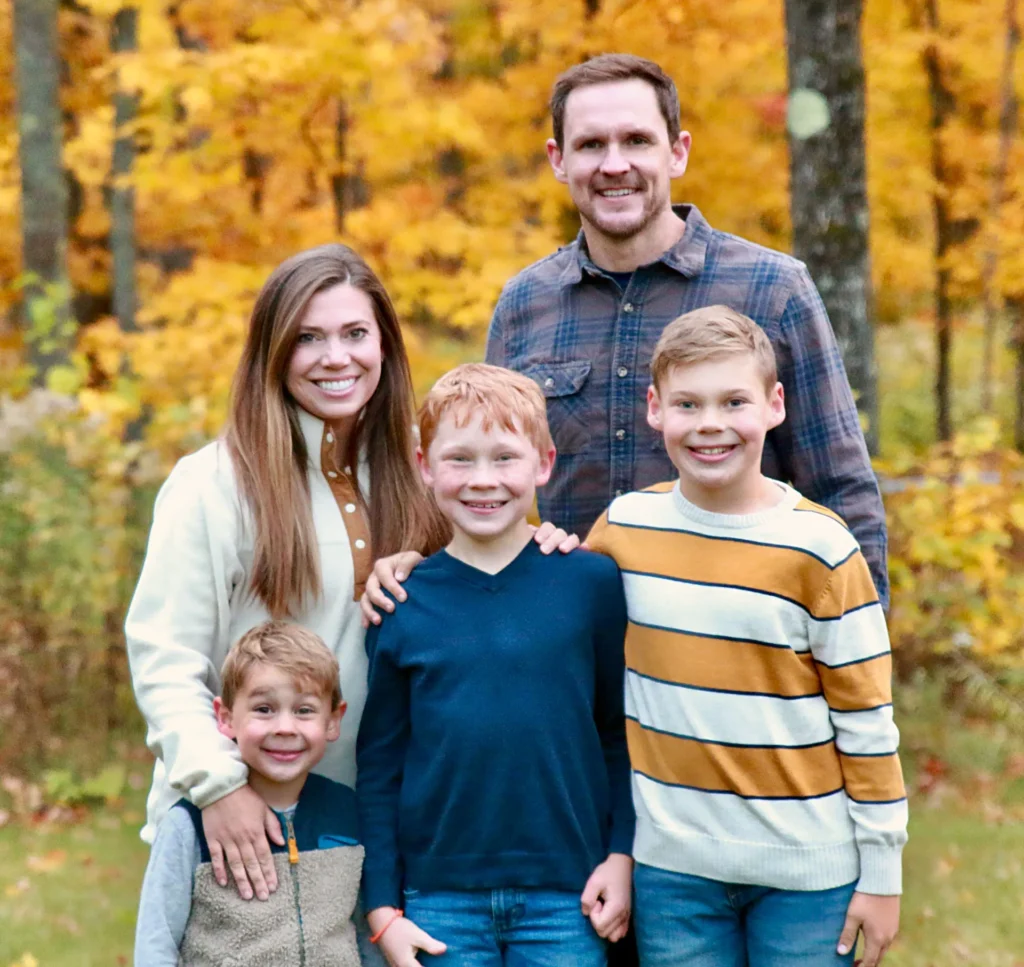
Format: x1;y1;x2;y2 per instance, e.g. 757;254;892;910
785;0;878;454
12;0;70;382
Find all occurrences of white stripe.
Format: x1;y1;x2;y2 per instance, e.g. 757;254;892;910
626;670;834;748
813;604;890;666
624;572;811;651
609;488;858;568
831;706;901;756
633;773;854;846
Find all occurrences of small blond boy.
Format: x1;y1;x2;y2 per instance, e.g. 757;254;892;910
357;363;634;967
586;305;908;967
134;621;363;967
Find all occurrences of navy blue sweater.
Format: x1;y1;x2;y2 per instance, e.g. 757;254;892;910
356;542;633;911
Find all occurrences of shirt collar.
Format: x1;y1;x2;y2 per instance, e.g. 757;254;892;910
562;203;710;284
295;406;328;467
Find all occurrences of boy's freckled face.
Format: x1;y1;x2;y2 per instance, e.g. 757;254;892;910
647;356;785;512
215;664;342;792
418;412;555;545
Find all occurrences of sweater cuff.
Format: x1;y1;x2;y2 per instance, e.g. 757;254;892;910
856;846;903;895
608;818;636;858
362;866;402;913
187;769;249;811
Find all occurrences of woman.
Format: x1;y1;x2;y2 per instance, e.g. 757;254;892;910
127;244;572;905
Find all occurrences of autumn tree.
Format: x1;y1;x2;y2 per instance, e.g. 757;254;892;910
785;0;877;452
11;0;70;381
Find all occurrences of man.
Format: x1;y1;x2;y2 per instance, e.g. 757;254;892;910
486;53;888;605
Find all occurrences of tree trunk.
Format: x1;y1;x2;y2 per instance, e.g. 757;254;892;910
12;0;70;382
922;0;956;442
110;6;138;334
1010;296;1024;451
979;0;1019;413
784;0;878;454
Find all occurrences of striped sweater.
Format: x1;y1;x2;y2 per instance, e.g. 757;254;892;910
587;480;907;896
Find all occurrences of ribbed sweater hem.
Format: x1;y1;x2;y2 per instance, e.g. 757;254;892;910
634;820;860;893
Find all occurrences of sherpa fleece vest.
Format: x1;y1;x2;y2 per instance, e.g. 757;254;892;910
176;773;363;967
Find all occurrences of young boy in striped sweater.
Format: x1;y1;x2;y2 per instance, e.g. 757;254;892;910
587;306;908;967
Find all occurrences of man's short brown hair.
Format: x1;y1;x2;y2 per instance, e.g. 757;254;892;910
651;306;778;391
418;362;554;457
550;53;681;149
220;621;341;710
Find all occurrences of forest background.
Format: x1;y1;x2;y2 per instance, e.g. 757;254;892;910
1;0;1024;964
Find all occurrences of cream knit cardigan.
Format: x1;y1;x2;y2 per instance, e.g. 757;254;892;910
125;408;369;842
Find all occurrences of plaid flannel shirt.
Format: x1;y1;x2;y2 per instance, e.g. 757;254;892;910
486;204;889;607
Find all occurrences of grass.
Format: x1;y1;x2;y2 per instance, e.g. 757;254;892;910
2;685;1023;967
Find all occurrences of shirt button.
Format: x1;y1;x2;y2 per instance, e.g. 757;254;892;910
615;489;624;497
544;377;555;389
327;470;338;479
345;503;356;513
622;303;634;313
326;432;334;444
617;366;628;378
344;465;352;474
615;429;626;440
354;539;366;550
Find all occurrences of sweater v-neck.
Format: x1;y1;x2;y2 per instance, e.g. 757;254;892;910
438;539;538;591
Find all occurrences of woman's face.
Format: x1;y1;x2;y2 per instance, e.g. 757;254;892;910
286;283;384;433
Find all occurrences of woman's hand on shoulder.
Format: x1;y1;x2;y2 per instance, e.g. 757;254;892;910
201;785;285;901
531;521;581;554
361;551;425;627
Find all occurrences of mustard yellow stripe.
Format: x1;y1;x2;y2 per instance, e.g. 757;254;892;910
795;497;848;528
819;654;893;711
609;527;829;609
626;624;820;698
812;553;879;619
840;752;906;802
626;718;844;799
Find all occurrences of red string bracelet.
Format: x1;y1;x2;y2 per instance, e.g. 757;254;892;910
369;908;404;944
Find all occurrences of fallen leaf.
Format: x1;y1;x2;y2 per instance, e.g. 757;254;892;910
4;877;31;897
26;848;67;873
934;856;957;877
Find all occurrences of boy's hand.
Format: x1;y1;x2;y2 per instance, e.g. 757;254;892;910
361;551;424;627
580;852;633;942
201;785;284;901
368;907;447;967
837;892;900;967
531;521;580;555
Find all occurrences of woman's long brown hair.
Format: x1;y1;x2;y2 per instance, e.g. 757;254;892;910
224;244;449;618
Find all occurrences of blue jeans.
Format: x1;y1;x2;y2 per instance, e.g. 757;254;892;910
633;864;856;967
404;887;607;967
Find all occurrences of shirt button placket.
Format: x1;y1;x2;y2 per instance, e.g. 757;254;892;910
611;294;641;500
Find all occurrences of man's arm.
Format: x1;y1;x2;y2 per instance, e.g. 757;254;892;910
484;291;509;366
773;265;889;606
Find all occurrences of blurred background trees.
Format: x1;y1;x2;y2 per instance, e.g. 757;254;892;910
1;0;1023;771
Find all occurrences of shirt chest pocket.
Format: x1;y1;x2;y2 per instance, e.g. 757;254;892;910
520;360;593;456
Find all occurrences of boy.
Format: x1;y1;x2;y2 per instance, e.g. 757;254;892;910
134;621;363;966
587;306;908;967
356;363;634;967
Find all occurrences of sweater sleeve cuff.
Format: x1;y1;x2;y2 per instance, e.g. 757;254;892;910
608;818;636;858
856;846;903;895
362;867;403;913
187;769;249;811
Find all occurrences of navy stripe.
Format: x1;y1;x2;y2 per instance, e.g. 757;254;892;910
838;748;899;759
627;714;832;751
627;667;823;701
828;702;893;715
623;569;816;615
816;650;890;671
633;770;845;802
847;794;907;806
628;618;807;653
792;504;852;532
605;518;841;570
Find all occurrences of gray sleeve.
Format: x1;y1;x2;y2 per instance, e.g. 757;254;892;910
134;807;200;967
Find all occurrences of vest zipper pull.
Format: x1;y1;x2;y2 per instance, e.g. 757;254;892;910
286;815;299;864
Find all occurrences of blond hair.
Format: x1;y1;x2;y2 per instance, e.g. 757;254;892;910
224;244;449;619
651;306;777;391
418;363;554;457
220;621;341;710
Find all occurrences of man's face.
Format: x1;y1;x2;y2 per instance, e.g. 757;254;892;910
548;79;690;245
